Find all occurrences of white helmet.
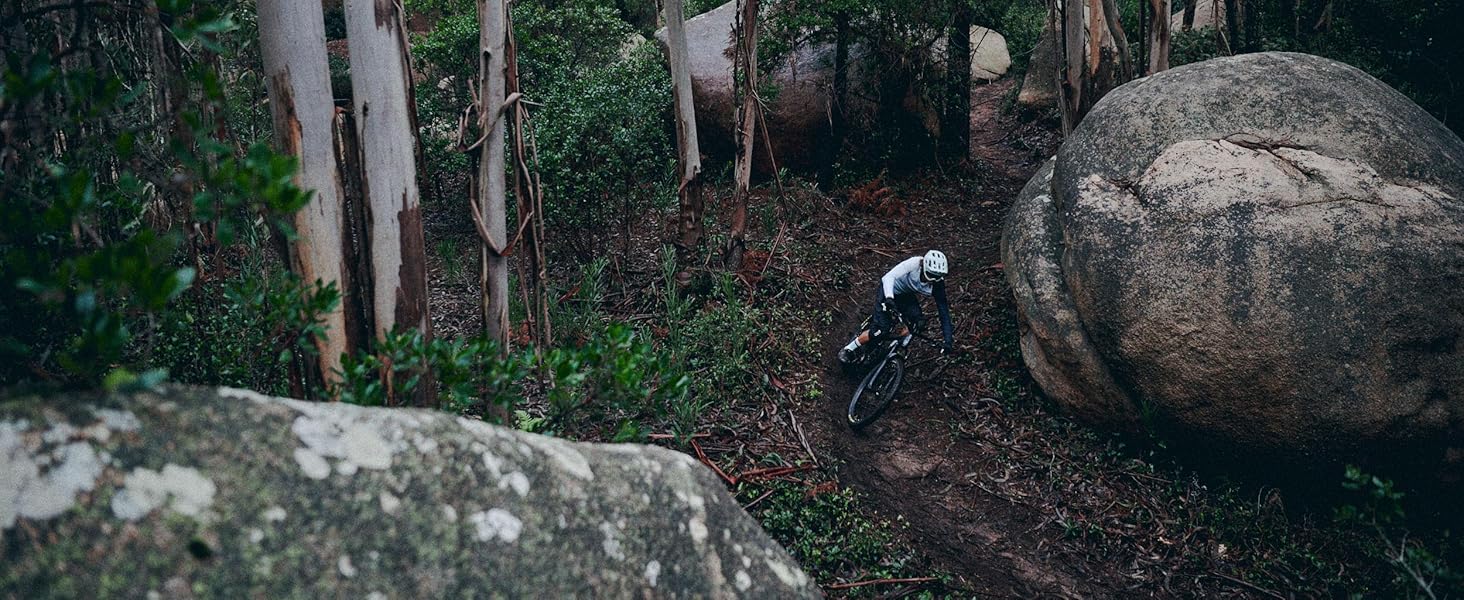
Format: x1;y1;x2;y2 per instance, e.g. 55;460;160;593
922;250;948;281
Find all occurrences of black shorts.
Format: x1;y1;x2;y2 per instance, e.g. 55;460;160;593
871;288;923;335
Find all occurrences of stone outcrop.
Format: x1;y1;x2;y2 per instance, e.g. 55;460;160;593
1003;52;1464;483
971;26;1013;80
656;2;1012;172
0;386;819;597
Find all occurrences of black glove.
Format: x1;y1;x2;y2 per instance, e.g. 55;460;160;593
880;298;896;316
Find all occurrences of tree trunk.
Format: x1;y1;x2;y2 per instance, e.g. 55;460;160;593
725;0;759;270
665;0;704;275
1087;0;1105;75
258;0;354;395
1183;0;1198;31
504;9;551;351
344;0;435;407
1149;0;1172;73
1223;0;1241;53
818;11;850;190
478;0;511;348
940;3;972;160
1100;0;1134;81
1059;0;1086;134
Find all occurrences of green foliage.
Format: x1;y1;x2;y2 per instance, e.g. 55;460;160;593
336;329;531;415
0;2;314;390
988;0;1048;74
1335;466;1461;598
742;482;934;590
539;323;691;438
151;263;339;397
406;0;674;255
531;44;674;255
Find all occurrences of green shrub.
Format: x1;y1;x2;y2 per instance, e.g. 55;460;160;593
0;5;312;390
532;44;674;255
152;262;339;397
336;329;531;415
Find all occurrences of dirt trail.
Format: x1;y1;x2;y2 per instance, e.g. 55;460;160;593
795;79;1106;596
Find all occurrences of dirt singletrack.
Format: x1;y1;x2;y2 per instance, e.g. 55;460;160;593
791;78;1116;596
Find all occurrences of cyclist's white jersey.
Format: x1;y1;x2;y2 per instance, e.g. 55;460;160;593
881;257;931;299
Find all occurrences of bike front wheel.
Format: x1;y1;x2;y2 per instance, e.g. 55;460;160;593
847;355;905;430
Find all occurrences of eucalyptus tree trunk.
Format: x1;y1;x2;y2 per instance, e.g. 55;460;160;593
1148;0;1172;73
725;0;759;270
478;0;511;347
505;9;551;350
1058;0;1087;134
1100;0;1134;81
343;0;435;406
664;0;704;275
1087;0;1105;75
258;0;355;394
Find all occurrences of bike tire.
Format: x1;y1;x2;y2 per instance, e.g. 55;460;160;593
847;355;905;429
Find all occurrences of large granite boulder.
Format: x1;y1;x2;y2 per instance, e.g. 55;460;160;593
970;26;1014;81
0;386;819;597
1016;21;1060;113
1002;52;1464;483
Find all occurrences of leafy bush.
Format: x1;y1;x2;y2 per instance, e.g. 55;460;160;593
335;329;530;415
530;42;674;256
407;0;674;256
743;482;933;589
152;263;339;397
0;4;313;390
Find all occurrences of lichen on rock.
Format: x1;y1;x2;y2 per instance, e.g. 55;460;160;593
0;385;819;598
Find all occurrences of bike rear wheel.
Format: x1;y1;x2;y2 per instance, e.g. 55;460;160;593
847;355;905;429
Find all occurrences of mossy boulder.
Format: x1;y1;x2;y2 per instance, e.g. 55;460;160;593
0;386;818;597
1003;52;1464;485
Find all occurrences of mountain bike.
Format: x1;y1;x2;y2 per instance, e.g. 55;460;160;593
843;311;941;430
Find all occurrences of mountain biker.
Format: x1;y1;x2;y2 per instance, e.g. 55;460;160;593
838;250;954;364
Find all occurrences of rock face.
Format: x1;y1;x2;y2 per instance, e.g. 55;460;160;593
1172;0;1224;31
657;2;1011;173
1016;25;1059;113
657;1;836;174
1003;52;1464;483
0;386;819;597
970;26;1013;80
1017;6;1117;115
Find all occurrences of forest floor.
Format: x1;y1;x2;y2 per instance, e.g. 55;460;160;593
422;78;1406;597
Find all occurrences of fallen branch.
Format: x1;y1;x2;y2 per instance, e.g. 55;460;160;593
691;439;737;486
742;489;776;511
826;576;938;590
1208;572;1286;600
788;407;820;468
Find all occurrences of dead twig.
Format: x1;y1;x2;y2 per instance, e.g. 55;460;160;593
691;439;737;486
826;576;939;590
1208;572;1286;600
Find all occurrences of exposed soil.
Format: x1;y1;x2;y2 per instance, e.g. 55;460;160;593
420;77;1397;598
795;78;1112;596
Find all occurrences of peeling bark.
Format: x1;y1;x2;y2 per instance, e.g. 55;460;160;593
344;0;435;406
725;0;759;270
259;0;355;394
665;0;704;274
1058;0;1086;133
1148;0;1172;73
504;11;550;352
1100;0;1134;81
